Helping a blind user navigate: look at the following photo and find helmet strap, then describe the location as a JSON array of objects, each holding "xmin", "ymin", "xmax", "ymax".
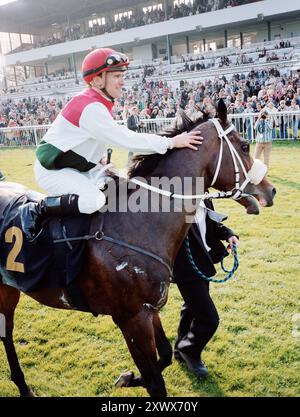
[
  {"xmin": 100, "ymin": 72, "xmax": 115, "ymax": 102},
  {"xmin": 91, "ymin": 72, "xmax": 115, "ymax": 103},
  {"xmin": 100, "ymin": 87, "xmax": 115, "ymax": 103}
]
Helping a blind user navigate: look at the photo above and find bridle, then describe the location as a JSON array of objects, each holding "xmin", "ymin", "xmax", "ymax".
[
  {"xmin": 209, "ymin": 118, "xmax": 267, "ymax": 200},
  {"xmin": 53, "ymin": 119, "xmax": 267, "ymax": 279},
  {"xmin": 130, "ymin": 118, "xmax": 267, "ymax": 201}
]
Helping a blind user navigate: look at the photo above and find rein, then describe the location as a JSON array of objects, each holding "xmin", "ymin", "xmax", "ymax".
[{"xmin": 185, "ymin": 237, "xmax": 239, "ymax": 283}]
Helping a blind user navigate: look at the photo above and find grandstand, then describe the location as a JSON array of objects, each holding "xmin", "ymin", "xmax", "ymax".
[
  {"xmin": 0, "ymin": 0, "xmax": 299, "ymax": 140},
  {"xmin": 0, "ymin": 0, "xmax": 299, "ymax": 92}
]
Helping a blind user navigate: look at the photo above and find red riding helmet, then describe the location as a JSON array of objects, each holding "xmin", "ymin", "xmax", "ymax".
[{"xmin": 82, "ymin": 48, "xmax": 129, "ymax": 84}]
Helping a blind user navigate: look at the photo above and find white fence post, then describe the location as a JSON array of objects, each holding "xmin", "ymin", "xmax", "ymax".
[{"xmin": 33, "ymin": 128, "xmax": 38, "ymax": 146}]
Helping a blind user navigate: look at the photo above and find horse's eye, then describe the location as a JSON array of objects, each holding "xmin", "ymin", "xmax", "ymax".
[{"xmin": 242, "ymin": 143, "xmax": 250, "ymax": 153}]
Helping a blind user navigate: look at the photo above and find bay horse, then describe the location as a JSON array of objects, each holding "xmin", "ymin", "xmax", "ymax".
[{"xmin": 0, "ymin": 101, "xmax": 275, "ymax": 397}]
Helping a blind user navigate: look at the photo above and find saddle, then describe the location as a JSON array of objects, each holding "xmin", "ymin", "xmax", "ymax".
[{"xmin": 0, "ymin": 192, "xmax": 92, "ymax": 312}]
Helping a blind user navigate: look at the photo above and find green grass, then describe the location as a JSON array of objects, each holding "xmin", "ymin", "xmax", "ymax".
[{"xmin": 0, "ymin": 142, "xmax": 299, "ymax": 397}]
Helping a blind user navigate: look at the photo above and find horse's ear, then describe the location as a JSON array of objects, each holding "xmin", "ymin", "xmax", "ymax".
[
  {"xmin": 179, "ymin": 109, "xmax": 194, "ymax": 132},
  {"xmin": 216, "ymin": 98, "xmax": 228, "ymax": 126}
]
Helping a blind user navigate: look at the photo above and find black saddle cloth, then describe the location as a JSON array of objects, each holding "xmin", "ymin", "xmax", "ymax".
[{"xmin": 0, "ymin": 194, "xmax": 91, "ymax": 309}]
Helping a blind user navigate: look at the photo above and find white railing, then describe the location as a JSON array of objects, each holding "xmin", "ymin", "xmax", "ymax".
[
  {"xmin": 229, "ymin": 111, "xmax": 300, "ymax": 142},
  {"xmin": 0, "ymin": 125, "xmax": 49, "ymax": 147},
  {"xmin": 0, "ymin": 112, "xmax": 299, "ymax": 148},
  {"xmin": 131, "ymin": 117, "xmax": 175, "ymax": 134}
]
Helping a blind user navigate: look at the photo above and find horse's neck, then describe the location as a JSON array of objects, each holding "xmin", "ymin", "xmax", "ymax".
[
  {"xmin": 149, "ymin": 145, "xmax": 208, "ymax": 179},
  {"xmin": 141, "ymin": 147, "xmax": 210, "ymax": 262},
  {"xmin": 149, "ymin": 146, "xmax": 211, "ymax": 191},
  {"xmin": 104, "ymin": 146, "xmax": 212, "ymax": 265}
]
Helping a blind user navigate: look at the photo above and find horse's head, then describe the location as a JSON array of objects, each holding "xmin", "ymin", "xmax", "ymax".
[
  {"xmin": 205, "ymin": 99, "xmax": 276, "ymax": 214},
  {"xmin": 128, "ymin": 100, "xmax": 275, "ymax": 214}
]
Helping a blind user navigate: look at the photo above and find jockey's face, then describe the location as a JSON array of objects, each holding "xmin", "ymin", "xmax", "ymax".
[
  {"xmin": 91, "ymin": 71, "xmax": 126, "ymax": 99},
  {"xmin": 104, "ymin": 71, "xmax": 126, "ymax": 99}
]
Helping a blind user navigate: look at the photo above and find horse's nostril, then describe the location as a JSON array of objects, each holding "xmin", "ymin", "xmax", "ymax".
[{"xmin": 272, "ymin": 188, "xmax": 276, "ymax": 199}]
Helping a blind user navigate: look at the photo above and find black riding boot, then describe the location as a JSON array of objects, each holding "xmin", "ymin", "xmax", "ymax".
[{"xmin": 19, "ymin": 194, "xmax": 80, "ymax": 241}]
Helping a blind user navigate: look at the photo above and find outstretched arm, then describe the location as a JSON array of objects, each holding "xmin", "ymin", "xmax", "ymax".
[{"xmin": 80, "ymin": 102, "xmax": 203, "ymax": 154}]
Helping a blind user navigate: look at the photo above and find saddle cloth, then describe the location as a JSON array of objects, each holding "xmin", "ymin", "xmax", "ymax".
[{"xmin": 0, "ymin": 193, "xmax": 92, "ymax": 311}]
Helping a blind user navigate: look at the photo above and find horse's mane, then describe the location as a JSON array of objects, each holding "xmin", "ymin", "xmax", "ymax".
[{"xmin": 128, "ymin": 110, "xmax": 210, "ymax": 178}]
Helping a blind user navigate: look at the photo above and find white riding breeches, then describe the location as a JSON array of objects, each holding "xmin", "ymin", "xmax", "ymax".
[{"xmin": 34, "ymin": 160, "xmax": 106, "ymax": 214}]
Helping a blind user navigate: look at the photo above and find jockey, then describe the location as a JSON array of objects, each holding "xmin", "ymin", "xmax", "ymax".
[{"xmin": 19, "ymin": 47, "xmax": 203, "ymax": 240}]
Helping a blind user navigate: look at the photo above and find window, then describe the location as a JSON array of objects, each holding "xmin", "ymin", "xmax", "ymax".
[
  {"xmin": 88, "ymin": 17, "xmax": 106, "ymax": 28},
  {"xmin": 143, "ymin": 3, "xmax": 163, "ymax": 13},
  {"xmin": 21, "ymin": 34, "xmax": 32, "ymax": 44},
  {"xmin": 0, "ymin": 32, "xmax": 31, "ymax": 54},
  {"xmin": 114, "ymin": 11, "xmax": 133, "ymax": 22},
  {"xmin": 243, "ymin": 35, "xmax": 253, "ymax": 47},
  {"xmin": 208, "ymin": 41, "xmax": 216, "ymax": 50},
  {"xmin": 193, "ymin": 43, "xmax": 200, "ymax": 54},
  {"xmin": 228, "ymin": 38, "xmax": 240, "ymax": 48},
  {"xmin": 174, "ymin": 0, "xmax": 194, "ymax": 7}
]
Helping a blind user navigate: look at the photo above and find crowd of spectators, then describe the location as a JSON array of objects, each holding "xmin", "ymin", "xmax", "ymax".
[
  {"xmin": 7, "ymin": 0, "xmax": 259, "ymax": 54},
  {"xmin": 6, "ymin": 44, "xmax": 294, "ymax": 99},
  {"xmin": 114, "ymin": 68, "xmax": 300, "ymax": 140},
  {"xmin": 183, "ymin": 49, "xmax": 291, "ymax": 69},
  {"xmin": 275, "ymin": 40, "xmax": 292, "ymax": 49},
  {"xmin": 3, "ymin": 37, "xmax": 297, "ymax": 97},
  {"xmin": 122, "ymin": 41, "xmax": 296, "ymax": 81},
  {"xmin": 176, "ymin": 50, "xmax": 292, "ymax": 73},
  {"xmin": 0, "ymin": 96, "xmax": 65, "ymax": 127},
  {"xmin": 1, "ymin": 67, "xmax": 299, "ymax": 143},
  {"xmin": 170, "ymin": 41, "xmax": 295, "ymax": 75}
]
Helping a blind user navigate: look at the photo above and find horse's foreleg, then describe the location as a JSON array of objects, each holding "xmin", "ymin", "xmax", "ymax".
[
  {"xmin": 115, "ymin": 311, "xmax": 172, "ymax": 390},
  {"xmin": 153, "ymin": 311, "xmax": 173, "ymax": 372},
  {"xmin": 115, "ymin": 308, "xmax": 167, "ymax": 397},
  {"xmin": 0, "ymin": 282, "xmax": 35, "ymax": 397}
]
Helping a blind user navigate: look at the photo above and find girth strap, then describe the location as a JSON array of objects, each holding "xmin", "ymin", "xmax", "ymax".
[{"xmin": 54, "ymin": 230, "xmax": 173, "ymax": 277}]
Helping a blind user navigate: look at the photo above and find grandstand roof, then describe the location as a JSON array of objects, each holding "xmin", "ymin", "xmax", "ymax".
[{"xmin": 0, "ymin": 0, "xmax": 142, "ymax": 33}]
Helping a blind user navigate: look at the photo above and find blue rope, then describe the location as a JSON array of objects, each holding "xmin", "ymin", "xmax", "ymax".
[{"xmin": 184, "ymin": 236, "xmax": 239, "ymax": 283}]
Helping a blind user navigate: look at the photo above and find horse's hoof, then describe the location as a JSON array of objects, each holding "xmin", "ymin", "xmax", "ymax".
[
  {"xmin": 115, "ymin": 371, "xmax": 134, "ymax": 388},
  {"xmin": 21, "ymin": 389, "xmax": 37, "ymax": 397}
]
